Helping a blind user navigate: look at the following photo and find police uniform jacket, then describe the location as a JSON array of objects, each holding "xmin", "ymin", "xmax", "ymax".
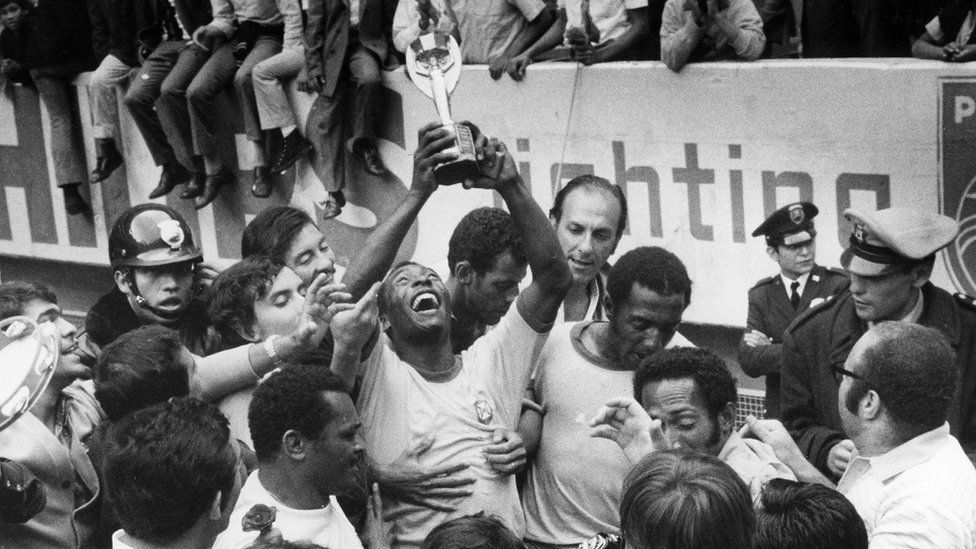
[
  {"xmin": 737, "ymin": 265, "xmax": 848, "ymax": 418},
  {"xmin": 780, "ymin": 282, "xmax": 976, "ymax": 476}
]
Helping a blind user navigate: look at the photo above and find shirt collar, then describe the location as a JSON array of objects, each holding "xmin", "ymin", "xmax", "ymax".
[
  {"xmin": 780, "ymin": 271, "xmax": 811, "ymax": 298},
  {"xmin": 845, "ymin": 423, "xmax": 953, "ymax": 483}
]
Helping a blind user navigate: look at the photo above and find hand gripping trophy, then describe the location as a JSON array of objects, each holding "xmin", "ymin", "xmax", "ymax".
[{"xmin": 405, "ymin": 32, "xmax": 482, "ymax": 185}]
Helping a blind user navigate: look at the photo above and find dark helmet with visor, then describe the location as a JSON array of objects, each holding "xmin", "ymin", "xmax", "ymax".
[{"xmin": 109, "ymin": 204, "xmax": 202, "ymax": 269}]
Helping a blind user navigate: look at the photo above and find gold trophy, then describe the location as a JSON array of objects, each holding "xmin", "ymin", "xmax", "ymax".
[{"xmin": 405, "ymin": 32, "xmax": 480, "ymax": 185}]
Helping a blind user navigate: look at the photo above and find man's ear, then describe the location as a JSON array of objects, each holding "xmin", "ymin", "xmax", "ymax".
[
  {"xmin": 766, "ymin": 246, "xmax": 779, "ymax": 262},
  {"xmin": 454, "ymin": 261, "xmax": 475, "ymax": 285},
  {"xmin": 909, "ymin": 262, "xmax": 933, "ymax": 289},
  {"xmin": 719, "ymin": 402, "xmax": 736, "ymax": 435},
  {"xmin": 282, "ymin": 430, "xmax": 307, "ymax": 461},
  {"xmin": 114, "ymin": 270, "xmax": 133, "ymax": 296},
  {"xmin": 861, "ymin": 389, "xmax": 882, "ymax": 420},
  {"xmin": 234, "ymin": 321, "xmax": 261, "ymax": 343}
]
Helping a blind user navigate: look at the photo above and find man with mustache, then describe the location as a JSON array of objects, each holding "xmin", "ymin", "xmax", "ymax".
[{"xmin": 85, "ymin": 204, "xmax": 219, "ymax": 356}]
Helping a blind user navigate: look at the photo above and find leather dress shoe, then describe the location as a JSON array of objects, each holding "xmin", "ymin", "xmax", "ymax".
[
  {"xmin": 357, "ymin": 141, "xmax": 388, "ymax": 176},
  {"xmin": 62, "ymin": 184, "xmax": 89, "ymax": 216},
  {"xmin": 251, "ymin": 166, "xmax": 272, "ymax": 198},
  {"xmin": 89, "ymin": 138, "xmax": 124, "ymax": 183},
  {"xmin": 180, "ymin": 172, "xmax": 206, "ymax": 199},
  {"xmin": 270, "ymin": 131, "xmax": 312, "ymax": 173},
  {"xmin": 194, "ymin": 167, "xmax": 235, "ymax": 210},
  {"xmin": 149, "ymin": 163, "xmax": 192, "ymax": 199}
]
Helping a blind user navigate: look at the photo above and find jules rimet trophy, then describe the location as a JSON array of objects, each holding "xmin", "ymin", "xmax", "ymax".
[{"xmin": 405, "ymin": 32, "xmax": 481, "ymax": 185}]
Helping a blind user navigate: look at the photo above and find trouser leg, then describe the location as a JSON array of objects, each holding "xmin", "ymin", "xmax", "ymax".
[{"xmin": 156, "ymin": 44, "xmax": 212, "ymax": 171}]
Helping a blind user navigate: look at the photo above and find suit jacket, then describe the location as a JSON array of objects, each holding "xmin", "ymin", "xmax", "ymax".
[
  {"xmin": 0, "ymin": 382, "xmax": 103, "ymax": 549},
  {"xmin": 737, "ymin": 265, "xmax": 848, "ymax": 418},
  {"xmin": 88, "ymin": 0, "xmax": 154, "ymax": 65},
  {"xmin": 304, "ymin": 0, "xmax": 397, "ymax": 98},
  {"xmin": 135, "ymin": 0, "xmax": 213, "ymax": 53},
  {"xmin": 780, "ymin": 283, "xmax": 976, "ymax": 477}
]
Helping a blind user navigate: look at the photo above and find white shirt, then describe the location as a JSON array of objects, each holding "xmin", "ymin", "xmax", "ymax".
[
  {"xmin": 559, "ymin": 0, "xmax": 648, "ymax": 45},
  {"xmin": 779, "ymin": 271, "xmax": 810, "ymax": 301},
  {"xmin": 111, "ymin": 531, "xmax": 136, "ymax": 549},
  {"xmin": 838, "ymin": 424, "xmax": 976, "ymax": 549},
  {"xmin": 358, "ymin": 304, "xmax": 549, "ymax": 548},
  {"xmin": 212, "ymin": 471, "xmax": 362, "ymax": 549}
]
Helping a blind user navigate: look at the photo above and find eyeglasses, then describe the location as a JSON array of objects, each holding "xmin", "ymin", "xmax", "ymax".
[{"xmin": 831, "ymin": 363, "xmax": 863, "ymax": 383}]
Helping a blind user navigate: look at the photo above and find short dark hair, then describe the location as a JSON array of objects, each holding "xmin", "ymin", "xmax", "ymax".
[
  {"xmin": 844, "ymin": 322, "xmax": 957, "ymax": 438},
  {"xmin": 241, "ymin": 207, "xmax": 315, "ymax": 262},
  {"xmin": 421, "ymin": 514, "xmax": 525, "ymax": 549},
  {"xmin": 607, "ymin": 247, "xmax": 692, "ymax": 310},
  {"xmin": 94, "ymin": 325, "xmax": 188, "ymax": 421},
  {"xmin": 207, "ymin": 255, "xmax": 286, "ymax": 349},
  {"xmin": 0, "ymin": 0, "xmax": 31, "ymax": 12},
  {"xmin": 447, "ymin": 208, "xmax": 526, "ymax": 275},
  {"xmin": 248, "ymin": 364, "xmax": 348, "ymax": 462},
  {"xmin": 0, "ymin": 281, "xmax": 58, "ymax": 320},
  {"xmin": 754, "ymin": 479, "xmax": 868, "ymax": 549},
  {"xmin": 633, "ymin": 347, "xmax": 737, "ymax": 419},
  {"xmin": 549, "ymin": 175, "xmax": 628, "ymax": 238},
  {"xmin": 104, "ymin": 398, "xmax": 236, "ymax": 545},
  {"xmin": 620, "ymin": 449, "xmax": 754, "ymax": 549}
]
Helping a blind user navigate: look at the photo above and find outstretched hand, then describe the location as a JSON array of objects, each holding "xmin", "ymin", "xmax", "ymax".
[
  {"xmin": 412, "ymin": 122, "xmax": 460, "ymax": 194},
  {"xmin": 588, "ymin": 397, "xmax": 668, "ymax": 463},
  {"xmin": 331, "ymin": 281, "xmax": 381, "ymax": 351},
  {"xmin": 363, "ymin": 483, "xmax": 394, "ymax": 549},
  {"xmin": 460, "ymin": 139, "xmax": 519, "ymax": 191}
]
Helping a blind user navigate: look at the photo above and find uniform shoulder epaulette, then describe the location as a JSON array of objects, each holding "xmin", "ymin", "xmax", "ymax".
[
  {"xmin": 750, "ymin": 275, "xmax": 778, "ymax": 290},
  {"xmin": 955, "ymin": 292, "xmax": 976, "ymax": 312}
]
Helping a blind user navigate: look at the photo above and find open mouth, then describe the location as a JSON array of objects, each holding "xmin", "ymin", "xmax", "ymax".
[{"xmin": 411, "ymin": 292, "xmax": 441, "ymax": 312}]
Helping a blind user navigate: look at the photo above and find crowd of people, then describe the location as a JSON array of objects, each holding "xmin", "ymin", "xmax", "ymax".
[
  {"xmin": 2, "ymin": 0, "xmax": 976, "ymax": 547},
  {"xmin": 0, "ymin": 0, "xmax": 973, "ymax": 214},
  {"xmin": 0, "ymin": 116, "xmax": 974, "ymax": 549}
]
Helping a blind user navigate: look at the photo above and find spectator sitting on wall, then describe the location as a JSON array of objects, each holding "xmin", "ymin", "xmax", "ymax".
[
  {"xmin": 660, "ymin": 0, "xmax": 764, "ymax": 71},
  {"xmin": 0, "ymin": 0, "xmax": 96, "ymax": 215},
  {"xmin": 504, "ymin": 0, "xmax": 650, "ymax": 78},
  {"xmin": 912, "ymin": 0, "xmax": 976, "ymax": 61},
  {"xmin": 392, "ymin": 0, "xmax": 554, "ymax": 80}
]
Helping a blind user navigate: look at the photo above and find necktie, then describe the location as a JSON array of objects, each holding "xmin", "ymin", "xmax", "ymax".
[{"xmin": 790, "ymin": 281, "xmax": 801, "ymax": 309}]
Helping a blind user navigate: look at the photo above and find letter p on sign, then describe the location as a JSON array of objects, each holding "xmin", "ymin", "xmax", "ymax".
[{"xmin": 955, "ymin": 95, "xmax": 976, "ymax": 123}]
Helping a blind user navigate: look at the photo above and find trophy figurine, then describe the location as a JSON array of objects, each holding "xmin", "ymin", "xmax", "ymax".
[{"xmin": 406, "ymin": 32, "xmax": 480, "ymax": 185}]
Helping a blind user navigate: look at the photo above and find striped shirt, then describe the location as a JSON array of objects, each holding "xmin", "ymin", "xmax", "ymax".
[{"xmin": 837, "ymin": 424, "xmax": 976, "ymax": 549}]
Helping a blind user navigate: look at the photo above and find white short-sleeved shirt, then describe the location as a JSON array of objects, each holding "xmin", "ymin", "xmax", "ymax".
[
  {"xmin": 559, "ymin": 0, "xmax": 648, "ymax": 45},
  {"xmin": 358, "ymin": 304, "xmax": 549, "ymax": 548},
  {"xmin": 212, "ymin": 471, "xmax": 362, "ymax": 549}
]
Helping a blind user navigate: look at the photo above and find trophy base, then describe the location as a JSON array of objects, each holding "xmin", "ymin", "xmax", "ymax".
[{"xmin": 434, "ymin": 123, "xmax": 480, "ymax": 186}]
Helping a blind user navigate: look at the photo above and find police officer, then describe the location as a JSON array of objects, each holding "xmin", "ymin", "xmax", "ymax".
[
  {"xmin": 780, "ymin": 207, "xmax": 976, "ymax": 479},
  {"xmin": 85, "ymin": 204, "xmax": 217, "ymax": 356},
  {"xmin": 738, "ymin": 202, "xmax": 848, "ymax": 418}
]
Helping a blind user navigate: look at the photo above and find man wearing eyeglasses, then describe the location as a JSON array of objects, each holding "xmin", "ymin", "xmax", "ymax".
[
  {"xmin": 738, "ymin": 202, "xmax": 848, "ymax": 419},
  {"xmin": 780, "ymin": 207, "xmax": 976, "ymax": 480}
]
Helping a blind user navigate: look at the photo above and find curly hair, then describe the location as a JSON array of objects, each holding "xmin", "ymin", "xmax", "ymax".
[
  {"xmin": 248, "ymin": 364, "xmax": 348, "ymax": 462},
  {"xmin": 104, "ymin": 398, "xmax": 236, "ymax": 545},
  {"xmin": 844, "ymin": 322, "xmax": 957, "ymax": 438},
  {"xmin": 0, "ymin": 281, "xmax": 58, "ymax": 320},
  {"xmin": 421, "ymin": 514, "xmax": 525, "ymax": 549},
  {"xmin": 755, "ymin": 479, "xmax": 868, "ymax": 549},
  {"xmin": 241, "ymin": 207, "xmax": 316, "ymax": 262},
  {"xmin": 621, "ymin": 449, "xmax": 754, "ymax": 549},
  {"xmin": 447, "ymin": 208, "xmax": 526, "ymax": 275},
  {"xmin": 633, "ymin": 347, "xmax": 737, "ymax": 419},
  {"xmin": 94, "ymin": 325, "xmax": 188, "ymax": 421},
  {"xmin": 549, "ymin": 175, "xmax": 628, "ymax": 238},
  {"xmin": 607, "ymin": 246, "xmax": 692, "ymax": 309},
  {"xmin": 0, "ymin": 0, "xmax": 31, "ymax": 14},
  {"xmin": 206, "ymin": 256, "xmax": 285, "ymax": 350}
]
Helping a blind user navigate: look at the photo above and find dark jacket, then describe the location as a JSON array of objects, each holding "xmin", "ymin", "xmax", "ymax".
[
  {"xmin": 88, "ymin": 0, "xmax": 153, "ymax": 65},
  {"xmin": 304, "ymin": 0, "xmax": 397, "ymax": 98},
  {"xmin": 0, "ymin": 21, "xmax": 32, "ymax": 85},
  {"xmin": 135, "ymin": 0, "xmax": 213, "ymax": 55},
  {"xmin": 85, "ymin": 287, "xmax": 218, "ymax": 357},
  {"xmin": 737, "ymin": 265, "xmax": 849, "ymax": 418},
  {"xmin": 781, "ymin": 282, "xmax": 976, "ymax": 476}
]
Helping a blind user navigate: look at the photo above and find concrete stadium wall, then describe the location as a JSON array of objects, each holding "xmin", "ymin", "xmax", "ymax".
[{"xmin": 1, "ymin": 59, "xmax": 975, "ymax": 336}]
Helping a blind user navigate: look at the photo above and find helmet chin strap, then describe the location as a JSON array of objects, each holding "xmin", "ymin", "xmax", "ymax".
[{"xmin": 126, "ymin": 269, "xmax": 184, "ymax": 322}]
